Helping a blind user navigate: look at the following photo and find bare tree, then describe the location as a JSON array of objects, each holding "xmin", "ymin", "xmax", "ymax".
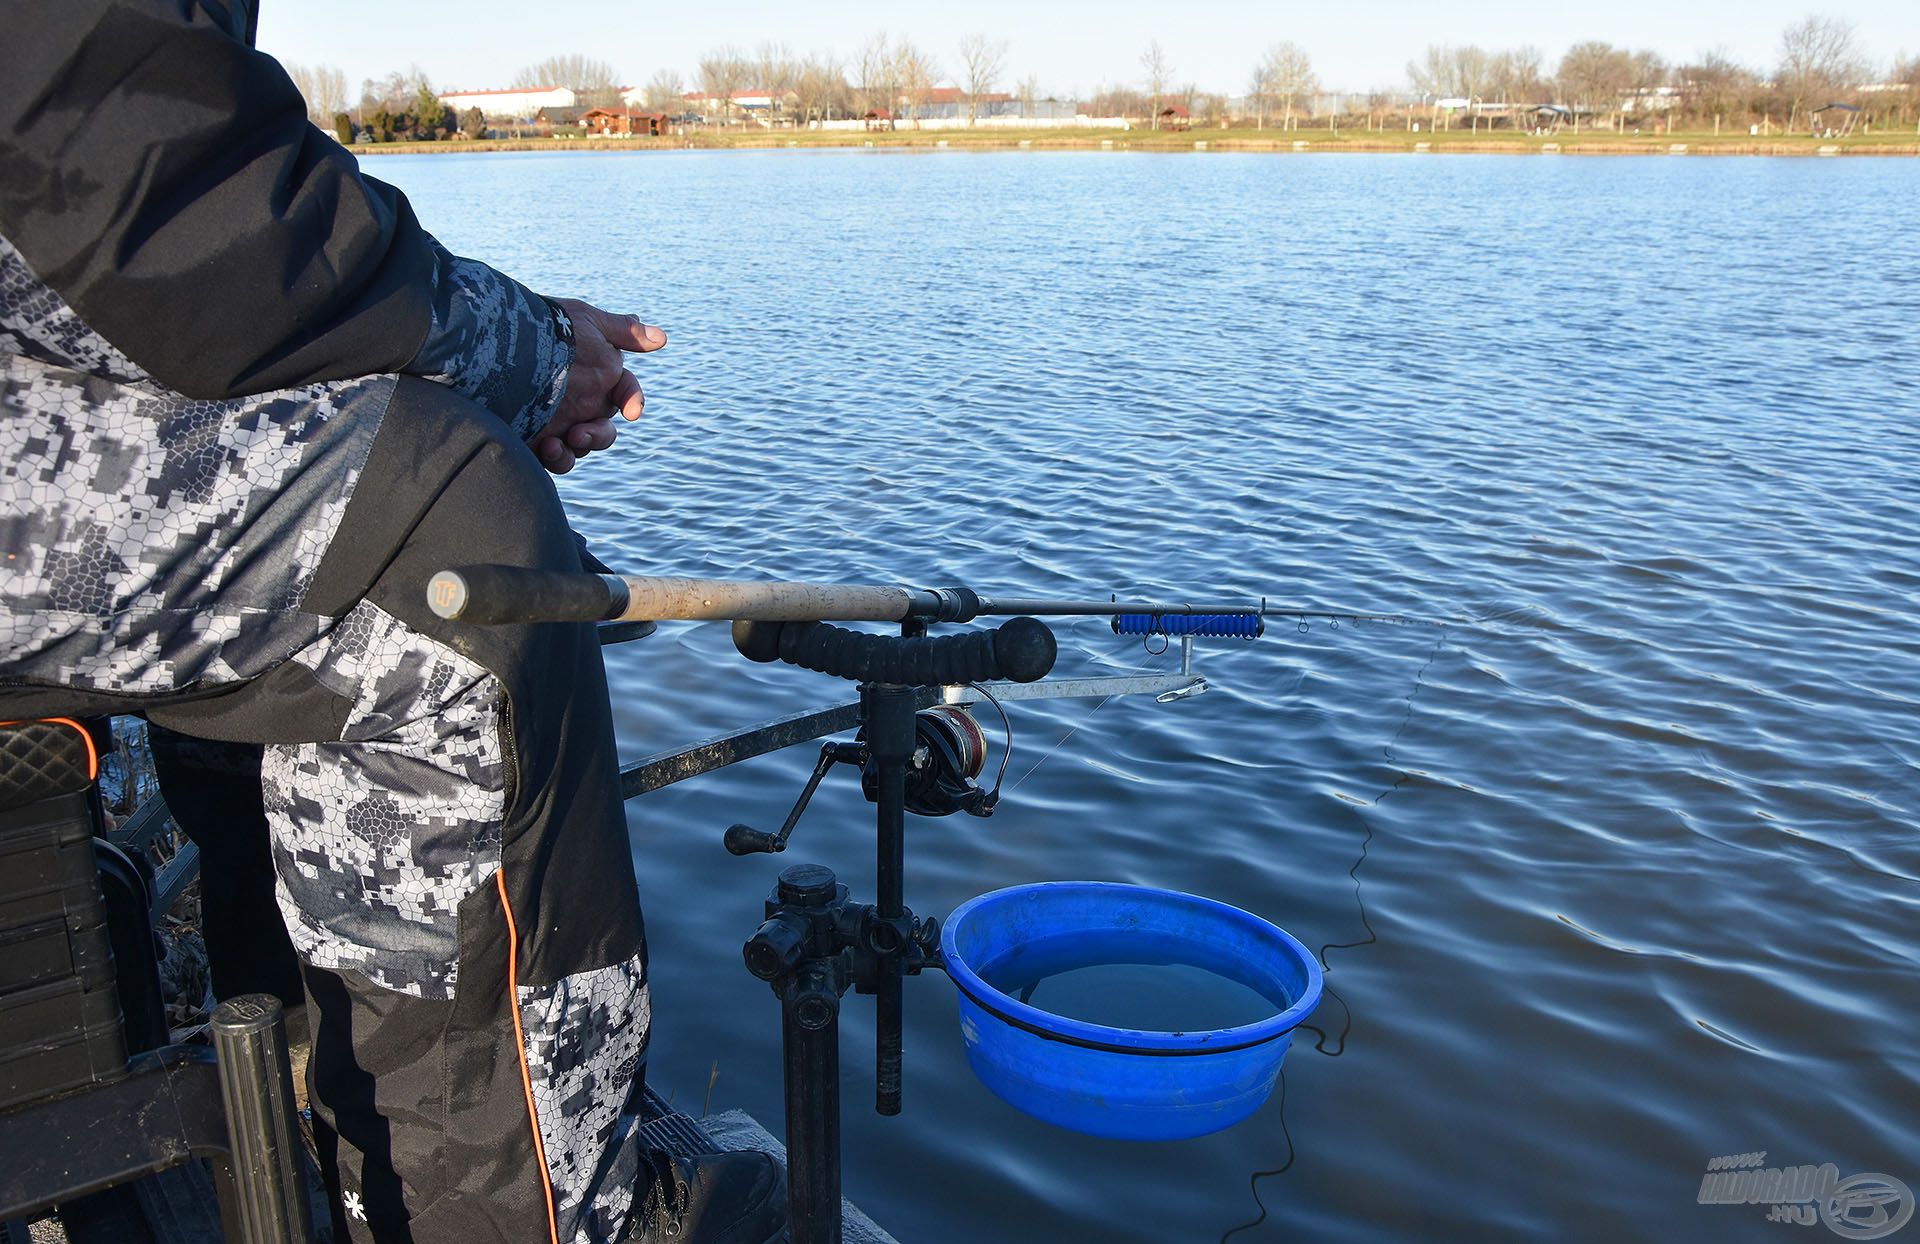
[
  {"xmin": 1141, "ymin": 40, "xmax": 1171, "ymax": 128},
  {"xmin": 1493, "ymin": 46, "xmax": 1549, "ymax": 107},
  {"xmin": 793, "ymin": 56, "xmax": 849, "ymax": 125},
  {"xmin": 1408, "ymin": 45, "xmax": 1491, "ymax": 128},
  {"xmin": 698, "ymin": 46, "xmax": 749, "ymax": 126},
  {"xmin": 359, "ymin": 66, "xmax": 433, "ymax": 116},
  {"xmin": 1777, "ymin": 16, "xmax": 1864, "ymax": 131},
  {"xmin": 514, "ymin": 55, "xmax": 620, "ymax": 95},
  {"xmin": 1261, "ymin": 42, "xmax": 1316, "ymax": 129},
  {"xmin": 1089, "ymin": 84, "xmax": 1147, "ymax": 121},
  {"xmin": 1408, "ymin": 48, "xmax": 1439, "ymax": 124},
  {"xmin": 1406, "ymin": 46, "xmax": 1446, "ymax": 97},
  {"xmin": 1680, "ymin": 49, "xmax": 1754, "ymax": 133},
  {"xmin": 1556, "ymin": 41, "xmax": 1635, "ymax": 129},
  {"xmin": 1246, "ymin": 60, "xmax": 1273, "ymax": 129},
  {"xmin": 957, "ymin": 34, "xmax": 1009, "ymax": 125},
  {"xmin": 1454, "ymin": 45, "xmax": 1492, "ymax": 108},
  {"xmin": 1895, "ymin": 53, "xmax": 1920, "ymax": 128},
  {"xmin": 1019, "ymin": 74, "xmax": 1042, "ymax": 120},
  {"xmin": 755, "ymin": 42, "xmax": 799, "ymax": 102},
  {"xmin": 855, "ymin": 31, "xmax": 898, "ymax": 123},
  {"xmin": 896, "ymin": 40, "xmax": 937, "ymax": 126},
  {"xmin": 1623, "ymin": 49, "xmax": 1670, "ymax": 127},
  {"xmin": 286, "ymin": 62, "xmax": 347, "ymax": 126},
  {"xmin": 642, "ymin": 69, "xmax": 684, "ymax": 115}
]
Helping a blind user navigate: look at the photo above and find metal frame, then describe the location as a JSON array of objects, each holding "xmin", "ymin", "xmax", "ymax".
[
  {"xmin": 0, "ymin": 1045, "xmax": 241, "ymax": 1227},
  {"xmin": 618, "ymin": 637, "xmax": 1210, "ymax": 797}
]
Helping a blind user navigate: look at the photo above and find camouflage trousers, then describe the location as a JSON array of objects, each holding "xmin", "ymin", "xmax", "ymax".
[{"xmin": 1, "ymin": 377, "xmax": 652, "ymax": 1244}]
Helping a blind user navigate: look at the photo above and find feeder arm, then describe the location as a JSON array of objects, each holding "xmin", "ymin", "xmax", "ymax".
[{"xmin": 620, "ymin": 665, "xmax": 1206, "ymax": 799}]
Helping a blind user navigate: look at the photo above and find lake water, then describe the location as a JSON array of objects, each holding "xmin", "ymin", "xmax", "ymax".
[{"xmin": 373, "ymin": 149, "xmax": 1920, "ymax": 1243}]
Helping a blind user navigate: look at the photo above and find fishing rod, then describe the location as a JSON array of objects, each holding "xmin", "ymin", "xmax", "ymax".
[{"xmin": 427, "ymin": 564, "xmax": 1420, "ymax": 632}]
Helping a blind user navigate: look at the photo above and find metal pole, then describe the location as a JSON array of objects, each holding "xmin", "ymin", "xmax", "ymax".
[
  {"xmin": 210, "ymin": 995, "xmax": 314, "ymax": 1244},
  {"xmin": 783, "ymin": 966, "xmax": 842, "ymax": 1244},
  {"xmin": 865, "ymin": 684, "xmax": 914, "ymax": 1117}
]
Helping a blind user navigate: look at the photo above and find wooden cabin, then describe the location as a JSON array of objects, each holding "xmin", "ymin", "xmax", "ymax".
[{"xmin": 581, "ymin": 108, "xmax": 674, "ymax": 137}]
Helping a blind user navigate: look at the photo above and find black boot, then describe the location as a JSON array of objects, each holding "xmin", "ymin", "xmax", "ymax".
[{"xmin": 626, "ymin": 1148, "xmax": 788, "ymax": 1244}]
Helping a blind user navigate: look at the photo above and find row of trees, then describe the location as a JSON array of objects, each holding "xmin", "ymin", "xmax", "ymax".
[
  {"xmin": 1403, "ymin": 19, "xmax": 1903, "ymax": 132},
  {"xmin": 286, "ymin": 15, "xmax": 1919, "ymax": 140},
  {"xmin": 685, "ymin": 35, "xmax": 1038, "ymax": 127}
]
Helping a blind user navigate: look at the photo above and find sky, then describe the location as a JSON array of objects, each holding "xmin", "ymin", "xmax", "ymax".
[{"xmin": 257, "ymin": 1, "xmax": 1919, "ymax": 98}]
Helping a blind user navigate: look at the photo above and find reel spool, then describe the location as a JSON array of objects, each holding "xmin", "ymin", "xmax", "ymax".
[{"xmin": 863, "ymin": 705, "xmax": 994, "ymax": 817}]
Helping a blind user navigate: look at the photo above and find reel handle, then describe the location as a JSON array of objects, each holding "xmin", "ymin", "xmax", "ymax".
[{"xmin": 724, "ymin": 824, "xmax": 784, "ymax": 855}]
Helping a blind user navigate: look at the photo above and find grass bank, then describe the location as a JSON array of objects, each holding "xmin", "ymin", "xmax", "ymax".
[{"xmin": 351, "ymin": 125, "xmax": 1920, "ymax": 159}]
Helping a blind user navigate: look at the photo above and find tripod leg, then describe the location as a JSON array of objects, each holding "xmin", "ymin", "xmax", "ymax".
[{"xmin": 781, "ymin": 965, "xmax": 842, "ymax": 1244}]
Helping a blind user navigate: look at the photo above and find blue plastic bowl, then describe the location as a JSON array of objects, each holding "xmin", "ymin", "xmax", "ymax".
[{"xmin": 941, "ymin": 882, "xmax": 1323, "ymax": 1141}]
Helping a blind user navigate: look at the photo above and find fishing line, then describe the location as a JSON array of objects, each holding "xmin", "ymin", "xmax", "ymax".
[
  {"xmin": 1295, "ymin": 621, "xmax": 1446, "ymax": 1056},
  {"xmin": 1219, "ymin": 620, "xmax": 1451, "ymax": 1244},
  {"xmin": 1218, "ymin": 1069, "xmax": 1293, "ymax": 1244},
  {"xmin": 1003, "ymin": 633, "xmax": 1175, "ymax": 795},
  {"xmin": 1004, "ymin": 694, "xmax": 1119, "ymax": 794}
]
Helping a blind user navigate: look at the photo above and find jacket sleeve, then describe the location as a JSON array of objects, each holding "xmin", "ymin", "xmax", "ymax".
[{"xmin": 0, "ymin": 0, "xmax": 572, "ymax": 432}]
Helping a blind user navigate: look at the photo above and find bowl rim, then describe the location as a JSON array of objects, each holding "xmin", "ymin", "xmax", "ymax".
[{"xmin": 941, "ymin": 880, "xmax": 1324, "ymax": 1055}]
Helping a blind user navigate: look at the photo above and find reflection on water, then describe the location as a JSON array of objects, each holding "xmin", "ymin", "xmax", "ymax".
[{"xmin": 377, "ymin": 149, "xmax": 1920, "ymax": 1243}]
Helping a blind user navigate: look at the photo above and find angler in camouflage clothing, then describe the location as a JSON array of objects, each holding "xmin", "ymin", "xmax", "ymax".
[{"xmin": 0, "ymin": 4, "xmax": 783, "ymax": 1243}]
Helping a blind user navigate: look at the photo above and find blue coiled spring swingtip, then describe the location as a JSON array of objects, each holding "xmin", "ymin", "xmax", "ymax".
[{"xmin": 1112, "ymin": 613, "xmax": 1263, "ymax": 639}]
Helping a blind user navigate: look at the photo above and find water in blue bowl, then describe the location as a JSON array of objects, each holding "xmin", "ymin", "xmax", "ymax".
[{"xmin": 980, "ymin": 932, "xmax": 1284, "ymax": 1033}]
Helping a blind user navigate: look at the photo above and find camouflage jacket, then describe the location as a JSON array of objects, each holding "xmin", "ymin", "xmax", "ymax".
[{"xmin": 1, "ymin": 0, "xmax": 575, "ymax": 698}]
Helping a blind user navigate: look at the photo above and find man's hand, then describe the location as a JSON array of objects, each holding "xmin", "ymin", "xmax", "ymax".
[{"xmin": 532, "ymin": 298, "xmax": 667, "ymax": 474}]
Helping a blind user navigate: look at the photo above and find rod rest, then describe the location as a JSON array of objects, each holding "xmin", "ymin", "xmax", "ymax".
[{"xmin": 732, "ymin": 618, "xmax": 1056, "ymax": 685}]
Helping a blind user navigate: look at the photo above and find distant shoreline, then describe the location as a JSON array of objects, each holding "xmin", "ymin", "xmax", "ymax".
[{"xmin": 349, "ymin": 126, "xmax": 1920, "ymax": 158}]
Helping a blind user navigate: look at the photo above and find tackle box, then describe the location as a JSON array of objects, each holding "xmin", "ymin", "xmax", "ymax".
[{"xmin": 0, "ymin": 719, "xmax": 128, "ymax": 1111}]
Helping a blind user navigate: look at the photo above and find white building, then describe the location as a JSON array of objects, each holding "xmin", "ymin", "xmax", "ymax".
[{"xmin": 438, "ymin": 86, "xmax": 577, "ymax": 119}]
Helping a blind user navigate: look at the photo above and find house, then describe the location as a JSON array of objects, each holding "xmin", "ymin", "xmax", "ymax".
[
  {"xmin": 438, "ymin": 85, "xmax": 577, "ymax": 120},
  {"xmin": 580, "ymin": 108, "xmax": 673, "ymax": 137},
  {"xmin": 682, "ymin": 88, "xmax": 798, "ymax": 125},
  {"xmin": 904, "ymin": 86, "xmax": 1018, "ymax": 121},
  {"xmin": 1156, "ymin": 103, "xmax": 1191, "ymax": 130}
]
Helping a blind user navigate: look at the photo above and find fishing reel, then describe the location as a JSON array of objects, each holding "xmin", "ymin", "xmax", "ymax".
[
  {"xmin": 862, "ymin": 704, "xmax": 1000, "ymax": 818},
  {"xmin": 725, "ymin": 703, "xmax": 1005, "ymax": 856}
]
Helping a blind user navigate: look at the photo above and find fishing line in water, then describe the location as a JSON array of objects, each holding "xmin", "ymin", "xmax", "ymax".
[
  {"xmin": 1296, "ymin": 621, "xmax": 1447, "ymax": 1056},
  {"xmin": 1220, "ymin": 619, "xmax": 1452, "ymax": 1244},
  {"xmin": 1219, "ymin": 1069, "xmax": 1294, "ymax": 1244},
  {"xmin": 1003, "ymin": 622, "xmax": 1178, "ymax": 795}
]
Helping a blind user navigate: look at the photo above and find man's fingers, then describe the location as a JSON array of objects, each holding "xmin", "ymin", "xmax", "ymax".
[
  {"xmin": 609, "ymin": 371, "xmax": 645, "ymax": 421},
  {"xmin": 565, "ymin": 418, "xmax": 618, "ymax": 454},
  {"xmin": 588, "ymin": 305, "xmax": 666, "ymax": 354},
  {"xmin": 536, "ymin": 435, "xmax": 576, "ymax": 475}
]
